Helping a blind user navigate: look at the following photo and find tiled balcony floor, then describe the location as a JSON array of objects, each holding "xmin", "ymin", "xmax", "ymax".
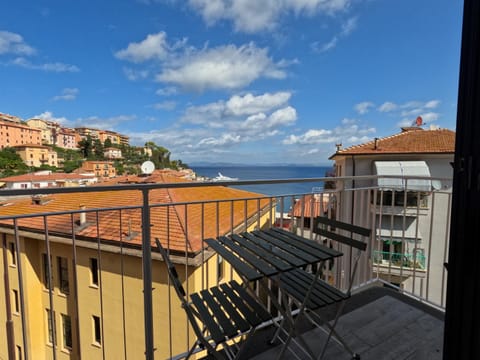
[{"xmin": 243, "ymin": 286, "xmax": 444, "ymax": 360}]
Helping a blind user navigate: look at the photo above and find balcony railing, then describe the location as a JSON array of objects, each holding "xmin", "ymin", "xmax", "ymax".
[
  {"xmin": 373, "ymin": 250, "xmax": 426, "ymax": 269},
  {"xmin": 0, "ymin": 174, "xmax": 451, "ymax": 359}
]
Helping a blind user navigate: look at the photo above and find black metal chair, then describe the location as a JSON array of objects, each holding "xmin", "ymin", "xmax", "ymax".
[
  {"xmin": 272, "ymin": 217, "xmax": 370, "ymax": 360},
  {"xmin": 155, "ymin": 238, "xmax": 272, "ymax": 359}
]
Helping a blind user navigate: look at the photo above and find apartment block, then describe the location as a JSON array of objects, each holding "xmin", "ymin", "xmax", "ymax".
[
  {"xmin": 13, "ymin": 144, "xmax": 58, "ymax": 168},
  {"xmin": 80, "ymin": 160, "xmax": 116, "ymax": 178},
  {"xmin": 55, "ymin": 128, "xmax": 77, "ymax": 150},
  {"xmin": 25, "ymin": 118, "xmax": 61, "ymax": 145},
  {"xmin": 0, "ymin": 121, "xmax": 42, "ymax": 149}
]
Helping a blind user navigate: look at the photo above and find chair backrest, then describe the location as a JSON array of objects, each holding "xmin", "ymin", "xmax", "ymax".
[
  {"xmin": 313, "ymin": 216, "xmax": 370, "ymax": 252},
  {"xmin": 155, "ymin": 238, "xmax": 187, "ymax": 301}
]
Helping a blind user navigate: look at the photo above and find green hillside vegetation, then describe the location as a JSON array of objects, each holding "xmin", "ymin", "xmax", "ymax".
[
  {"xmin": 0, "ymin": 138, "xmax": 187, "ymax": 178},
  {"xmin": 0, "ymin": 147, "xmax": 29, "ymax": 177}
]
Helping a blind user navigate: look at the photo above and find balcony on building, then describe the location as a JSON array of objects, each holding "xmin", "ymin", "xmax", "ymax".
[{"xmin": 0, "ymin": 173, "xmax": 449, "ymax": 359}]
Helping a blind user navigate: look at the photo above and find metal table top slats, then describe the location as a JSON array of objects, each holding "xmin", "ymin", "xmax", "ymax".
[
  {"xmin": 269, "ymin": 227, "xmax": 343, "ymax": 258},
  {"xmin": 231, "ymin": 281, "xmax": 272, "ymax": 323},
  {"xmin": 219, "ymin": 283, "xmax": 262, "ymax": 326},
  {"xmin": 199, "ymin": 289, "xmax": 238, "ymax": 339},
  {"xmin": 218, "ymin": 236, "xmax": 277, "ymax": 277},
  {"xmin": 251, "ymin": 230, "xmax": 319, "ymax": 264},
  {"xmin": 282, "ymin": 270, "xmax": 337, "ymax": 307},
  {"xmin": 190, "ymin": 292, "xmax": 225, "ymax": 344},
  {"xmin": 286, "ymin": 269, "xmax": 347, "ymax": 302},
  {"xmin": 279, "ymin": 276, "xmax": 320, "ymax": 309},
  {"xmin": 241, "ymin": 232, "xmax": 305, "ymax": 268},
  {"xmin": 205, "ymin": 238, "xmax": 262, "ymax": 281},
  {"xmin": 264, "ymin": 228, "xmax": 339, "ymax": 261},
  {"xmin": 210, "ymin": 286, "xmax": 251, "ymax": 333},
  {"xmin": 231, "ymin": 234, "xmax": 292, "ymax": 272}
]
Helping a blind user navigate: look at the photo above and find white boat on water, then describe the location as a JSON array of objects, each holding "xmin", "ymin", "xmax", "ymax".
[{"xmin": 211, "ymin": 172, "xmax": 239, "ymax": 182}]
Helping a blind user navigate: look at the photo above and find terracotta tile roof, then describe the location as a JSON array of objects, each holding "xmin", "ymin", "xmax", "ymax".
[
  {"xmin": 0, "ymin": 173, "xmax": 93, "ymax": 182},
  {"xmin": 0, "ymin": 173, "xmax": 271, "ymax": 254},
  {"xmin": 330, "ymin": 128, "xmax": 455, "ymax": 159},
  {"xmin": 292, "ymin": 194, "xmax": 330, "ymax": 218}
]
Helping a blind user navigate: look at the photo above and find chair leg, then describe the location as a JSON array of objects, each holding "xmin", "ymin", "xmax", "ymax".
[{"xmin": 318, "ymin": 301, "xmax": 355, "ymax": 360}]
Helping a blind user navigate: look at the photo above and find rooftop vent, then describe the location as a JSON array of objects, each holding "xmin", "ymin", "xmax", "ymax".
[{"xmin": 31, "ymin": 195, "xmax": 52, "ymax": 205}]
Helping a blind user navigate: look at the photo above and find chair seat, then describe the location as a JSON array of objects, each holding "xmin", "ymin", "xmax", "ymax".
[
  {"xmin": 279, "ymin": 268, "xmax": 348, "ymax": 310},
  {"xmin": 190, "ymin": 280, "xmax": 272, "ymax": 345}
]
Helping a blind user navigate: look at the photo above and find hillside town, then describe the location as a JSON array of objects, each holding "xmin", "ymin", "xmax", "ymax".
[{"xmin": 0, "ymin": 112, "xmax": 191, "ymax": 187}]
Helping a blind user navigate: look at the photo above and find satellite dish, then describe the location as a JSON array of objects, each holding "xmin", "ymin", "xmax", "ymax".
[{"xmin": 141, "ymin": 161, "xmax": 155, "ymax": 175}]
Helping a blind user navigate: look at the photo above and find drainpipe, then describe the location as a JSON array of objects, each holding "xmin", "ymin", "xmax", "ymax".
[{"xmin": 2, "ymin": 234, "xmax": 16, "ymax": 359}]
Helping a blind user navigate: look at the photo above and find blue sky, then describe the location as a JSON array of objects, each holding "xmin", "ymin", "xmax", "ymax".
[{"xmin": 0, "ymin": 0, "xmax": 462, "ymax": 165}]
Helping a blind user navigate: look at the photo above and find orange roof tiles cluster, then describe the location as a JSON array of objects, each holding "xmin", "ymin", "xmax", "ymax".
[
  {"xmin": 292, "ymin": 194, "xmax": 330, "ymax": 218},
  {"xmin": 0, "ymin": 172, "xmax": 271, "ymax": 254},
  {"xmin": 330, "ymin": 128, "xmax": 455, "ymax": 159},
  {"xmin": 0, "ymin": 173, "xmax": 93, "ymax": 182}
]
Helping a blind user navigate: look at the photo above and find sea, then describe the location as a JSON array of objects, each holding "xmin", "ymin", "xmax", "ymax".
[{"xmin": 191, "ymin": 165, "xmax": 332, "ymax": 211}]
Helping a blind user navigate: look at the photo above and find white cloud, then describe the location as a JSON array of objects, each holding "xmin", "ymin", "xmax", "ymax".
[
  {"xmin": 354, "ymin": 101, "xmax": 374, "ymax": 115},
  {"xmin": 152, "ymin": 101, "xmax": 177, "ymax": 111},
  {"xmin": 420, "ymin": 112, "xmax": 440, "ymax": 122},
  {"xmin": 181, "ymin": 91, "xmax": 295, "ymax": 130},
  {"xmin": 283, "ymin": 119, "xmax": 375, "ymax": 146},
  {"xmin": 311, "ymin": 16, "xmax": 357, "ymax": 53},
  {"xmin": 34, "ymin": 111, "xmax": 70, "ymax": 125},
  {"xmin": 0, "ymin": 31, "xmax": 35, "ymax": 55},
  {"xmin": 115, "ymin": 32, "xmax": 171, "ymax": 63},
  {"xmin": 312, "ymin": 37, "xmax": 338, "ymax": 53},
  {"xmin": 156, "ymin": 42, "xmax": 287, "ymax": 91},
  {"xmin": 377, "ymin": 101, "xmax": 397, "ymax": 112},
  {"xmin": 10, "ymin": 57, "xmax": 79, "ymax": 72},
  {"xmin": 268, "ymin": 106, "xmax": 297, "ymax": 127},
  {"xmin": 198, "ymin": 133, "xmax": 241, "ymax": 147},
  {"xmin": 74, "ymin": 114, "xmax": 137, "ymax": 129},
  {"xmin": 116, "ymin": 33, "xmax": 290, "ymax": 92},
  {"xmin": 52, "ymin": 88, "xmax": 79, "ymax": 101},
  {"xmin": 283, "ymin": 129, "xmax": 335, "ymax": 145},
  {"xmin": 390, "ymin": 100, "xmax": 441, "ymax": 127},
  {"xmin": 188, "ymin": 0, "xmax": 350, "ymax": 33},
  {"xmin": 225, "ymin": 92, "xmax": 291, "ymax": 116},
  {"xmin": 123, "ymin": 67, "xmax": 149, "ymax": 81},
  {"xmin": 425, "ymin": 100, "xmax": 441, "ymax": 109},
  {"xmin": 156, "ymin": 86, "xmax": 178, "ymax": 96}
]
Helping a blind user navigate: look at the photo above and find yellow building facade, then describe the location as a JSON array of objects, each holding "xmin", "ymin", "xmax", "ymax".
[{"xmin": 13, "ymin": 145, "xmax": 58, "ymax": 168}]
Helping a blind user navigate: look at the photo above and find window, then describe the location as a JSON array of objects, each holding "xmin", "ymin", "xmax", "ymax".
[
  {"xmin": 62, "ymin": 314, "xmax": 72, "ymax": 349},
  {"xmin": 217, "ymin": 255, "xmax": 224, "ymax": 281},
  {"xmin": 93, "ymin": 315, "xmax": 101, "ymax": 345},
  {"xmin": 12, "ymin": 289, "xmax": 19, "ymax": 313},
  {"xmin": 42, "ymin": 254, "xmax": 52, "ymax": 288},
  {"xmin": 46, "ymin": 309, "xmax": 56, "ymax": 344},
  {"xmin": 90, "ymin": 258, "xmax": 98, "ymax": 286},
  {"xmin": 9, "ymin": 242, "xmax": 16, "ymax": 266},
  {"xmin": 17, "ymin": 345, "xmax": 22, "ymax": 360},
  {"xmin": 57, "ymin": 257, "xmax": 69, "ymax": 294}
]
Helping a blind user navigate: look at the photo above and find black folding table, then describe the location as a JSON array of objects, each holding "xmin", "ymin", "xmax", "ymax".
[{"xmin": 205, "ymin": 227, "xmax": 343, "ymax": 359}]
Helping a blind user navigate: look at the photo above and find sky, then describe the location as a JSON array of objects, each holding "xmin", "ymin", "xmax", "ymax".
[{"xmin": 0, "ymin": 0, "xmax": 463, "ymax": 165}]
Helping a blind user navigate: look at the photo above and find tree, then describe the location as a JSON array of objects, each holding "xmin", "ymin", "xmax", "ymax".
[
  {"xmin": 93, "ymin": 139, "xmax": 104, "ymax": 160},
  {"xmin": 63, "ymin": 160, "xmax": 82, "ymax": 173},
  {"xmin": 113, "ymin": 160, "xmax": 125, "ymax": 175},
  {"xmin": 0, "ymin": 147, "xmax": 28, "ymax": 177},
  {"xmin": 104, "ymin": 138, "xmax": 112, "ymax": 149},
  {"xmin": 78, "ymin": 135, "xmax": 93, "ymax": 159}
]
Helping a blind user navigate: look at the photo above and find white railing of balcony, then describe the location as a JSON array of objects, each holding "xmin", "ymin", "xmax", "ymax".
[{"xmin": 0, "ymin": 174, "xmax": 451, "ymax": 359}]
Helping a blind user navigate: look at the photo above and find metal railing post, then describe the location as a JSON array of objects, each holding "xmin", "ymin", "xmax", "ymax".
[{"xmin": 141, "ymin": 189, "xmax": 154, "ymax": 359}]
